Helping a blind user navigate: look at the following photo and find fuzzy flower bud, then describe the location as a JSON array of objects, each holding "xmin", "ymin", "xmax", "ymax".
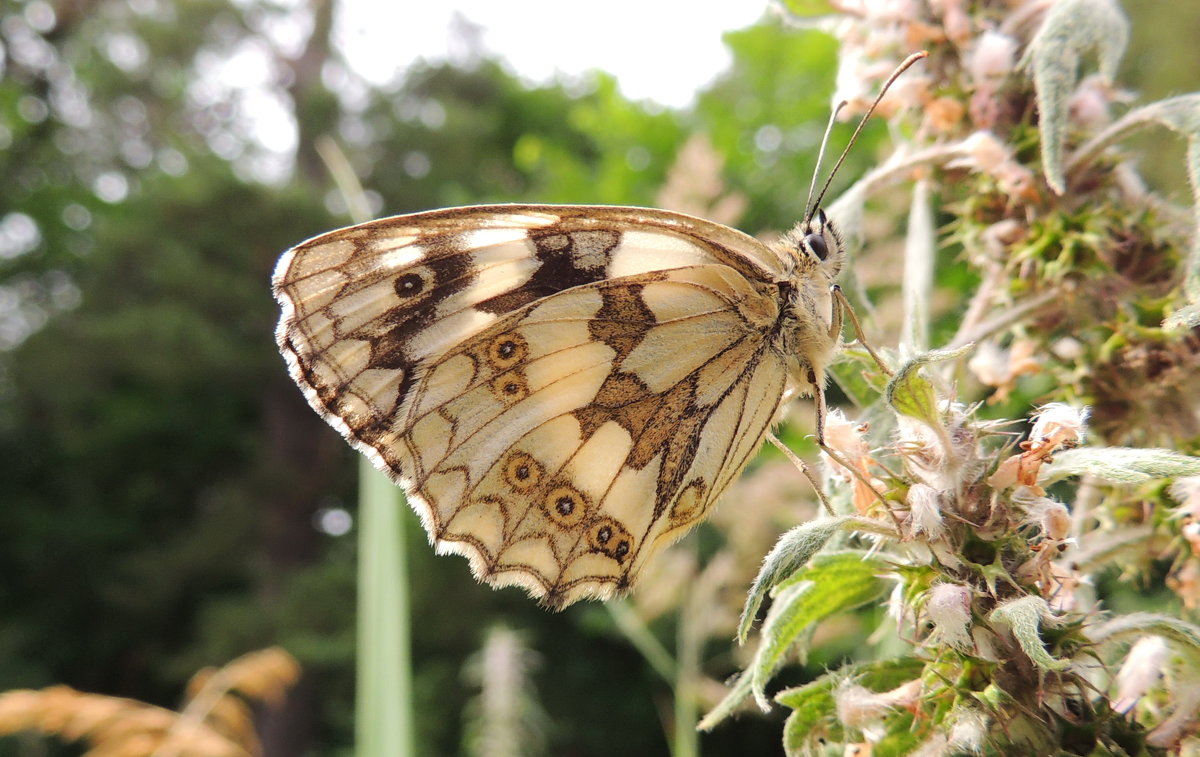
[
  {"xmin": 927, "ymin": 583, "xmax": 974, "ymax": 652},
  {"xmin": 836, "ymin": 679, "xmax": 922, "ymax": 741},
  {"xmin": 1170, "ymin": 476, "xmax": 1200, "ymax": 520},
  {"xmin": 896, "ymin": 402, "xmax": 976, "ymax": 491},
  {"xmin": 1112, "ymin": 636, "xmax": 1171, "ymax": 714},
  {"xmin": 967, "ymin": 31, "xmax": 1018, "ymax": 83},
  {"xmin": 1040, "ymin": 501, "xmax": 1072, "ymax": 541},
  {"xmin": 907, "ymin": 483, "xmax": 946, "ymax": 540},
  {"xmin": 1013, "ymin": 487, "xmax": 1072, "ymax": 541}
]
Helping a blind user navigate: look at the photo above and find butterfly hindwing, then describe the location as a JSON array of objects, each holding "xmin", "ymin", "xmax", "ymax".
[{"xmin": 391, "ymin": 265, "xmax": 786, "ymax": 607}]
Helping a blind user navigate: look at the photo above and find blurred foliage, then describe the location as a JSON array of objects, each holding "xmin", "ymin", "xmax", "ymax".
[
  {"xmin": 2, "ymin": 0, "xmax": 1198, "ymax": 755},
  {"xmin": 0, "ymin": 1, "xmax": 837, "ymax": 754}
]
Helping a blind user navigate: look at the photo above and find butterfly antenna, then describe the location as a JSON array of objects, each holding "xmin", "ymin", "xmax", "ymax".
[
  {"xmin": 804, "ymin": 101, "xmax": 848, "ymax": 223},
  {"xmin": 805, "ymin": 50, "xmax": 929, "ymax": 223}
]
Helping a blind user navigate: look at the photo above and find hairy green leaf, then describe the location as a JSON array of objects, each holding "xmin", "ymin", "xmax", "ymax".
[
  {"xmin": 1041, "ymin": 447, "xmax": 1200, "ymax": 485},
  {"xmin": 884, "ymin": 344, "xmax": 972, "ymax": 427},
  {"xmin": 989, "ymin": 596, "xmax": 1069, "ymax": 672},
  {"xmin": 740, "ymin": 518, "xmax": 900, "ymax": 643},
  {"xmin": 1024, "ymin": 0, "xmax": 1129, "ymax": 193},
  {"xmin": 750, "ymin": 552, "xmax": 890, "ymax": 709},
  {"xmin": 739, "ymin": 518, "xmax": 847, "ymax": 643}
]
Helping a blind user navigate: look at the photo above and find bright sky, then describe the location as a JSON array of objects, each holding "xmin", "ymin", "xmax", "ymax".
[{"xmin": 335, "ymin": 1, "xmax": 771, "ymax": 107}]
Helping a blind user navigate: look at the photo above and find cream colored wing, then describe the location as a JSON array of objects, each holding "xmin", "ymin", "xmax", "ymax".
[
  {"xmin": 392, "ymin": 265, "xmax": 788, "ymax": 608},
  {"xmin": 272, "ymin": 205, "xmax": 784, "ymax": 450},
  {"xmin": 273, "ymin": 205, "xmax": 793, "ymax": 607}
]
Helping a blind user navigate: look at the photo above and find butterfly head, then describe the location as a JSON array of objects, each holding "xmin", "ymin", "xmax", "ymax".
[{"xmin": 786, "ymin": 207, "xmax": 845, "ymax": 280}]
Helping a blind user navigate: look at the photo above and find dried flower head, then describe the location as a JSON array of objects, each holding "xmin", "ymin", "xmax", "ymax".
[
  {"xmin": 1029, "ymin": 403, "xmax": 1089, "ymax": 452},
  {"xmin": 823, "ymin": 409, "xmax": 883, "ymax": 514},
  {"xmin": 989, "ymin": 404, "xmax": 1090, "ymax": 491}
]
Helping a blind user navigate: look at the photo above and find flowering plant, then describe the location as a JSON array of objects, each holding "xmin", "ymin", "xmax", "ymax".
[{"xmin": 699, "ymin": 1, "xmax": 1200, "ymax": 753}]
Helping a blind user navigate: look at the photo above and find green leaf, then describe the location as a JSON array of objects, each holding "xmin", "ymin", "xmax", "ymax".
[
  {"xmin": 828, "ymin": 347, "xmax": 888, "ymax": 410},
  {"xmin": 883, "ymin": 344, "xmax": 973, "ymax": 427},
  {"xmin": 988, "ymin": 596, "xmax": 1069, "ymax": 672},
  {"xmin": 750, "ymin": 552, "xmax": 890, "ymax": 709},
  {"xmin": 1041, "ymin": 447, "xmax": 1200, "ymax": 485},
  {"xmin": 738, "ymin": 518, "xmax": 848, "ymax": 643},
  {"xmin": 1023, "ymin": 0, "xmax": 1129, "ymax": 193},
  {"xmin": 740, "ymin": 518, "xmax": 901, "ymax": 643}
]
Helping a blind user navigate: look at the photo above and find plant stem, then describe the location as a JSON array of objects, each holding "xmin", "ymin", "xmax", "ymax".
[{"xmin": 356, "ymin": 460, "xmax": 415, "ymax": 757}]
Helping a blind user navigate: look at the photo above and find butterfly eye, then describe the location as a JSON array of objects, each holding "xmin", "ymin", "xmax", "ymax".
[{"xmin": 806, "ymin": 232, "xmax": 828, "ymax": 261}]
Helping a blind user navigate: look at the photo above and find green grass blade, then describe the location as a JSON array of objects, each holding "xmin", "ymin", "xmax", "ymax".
[{"xmin": 356, "ymin": 459, "xmax": 415, "ymax": 757}]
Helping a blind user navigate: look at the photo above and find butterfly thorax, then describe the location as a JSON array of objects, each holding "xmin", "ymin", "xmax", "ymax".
[{"xmin": 770, "ymin": 211, "xmax": 845, "ymax": 400}]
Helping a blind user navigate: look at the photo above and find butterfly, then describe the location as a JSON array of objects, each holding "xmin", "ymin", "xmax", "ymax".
[
  {"xmin": 273, "ymin": 204, "xmax": 846, "ymax": 608},
  {"xmin": 273, "ymin": 54, "xmax": 925, "ymax": 609}
]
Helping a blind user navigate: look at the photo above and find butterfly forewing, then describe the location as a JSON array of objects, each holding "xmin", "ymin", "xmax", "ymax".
[{"xmin": 274, "ymin": 204, "xmax": 819, "ymax": 608}]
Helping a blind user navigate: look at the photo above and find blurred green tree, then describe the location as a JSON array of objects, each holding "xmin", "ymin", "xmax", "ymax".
[{"xmin": 0, "ymin": 1, "xmax": 837, "ymax": 754}]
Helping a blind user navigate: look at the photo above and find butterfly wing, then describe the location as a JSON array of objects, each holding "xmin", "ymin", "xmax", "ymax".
[
  {"xmin": 273, "ymin": 205, "xmax": 790, "ymax": 607},
  {"xmin": 396, "ymin": 265, "xmax": 788, "ymax": 607}
]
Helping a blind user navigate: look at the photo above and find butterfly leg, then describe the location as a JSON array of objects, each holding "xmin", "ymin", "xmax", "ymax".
[
  {"xmin": 833, "ymin": 286, "xmax": 893, "ymax": 376},
  {"xmin": 827, "ymin": 286, "xmax": 844, "ymax": 342},
  {"xmin": 810, "ymin": 367, "xmax": 828, "ymax": 446},
  {"xmin": 810, "ymin": 366, "xmax": 897, "ymax": 521},
  {"xmin": 767, "ymin": 432, "xmax": 834, "ymax": 516}
]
